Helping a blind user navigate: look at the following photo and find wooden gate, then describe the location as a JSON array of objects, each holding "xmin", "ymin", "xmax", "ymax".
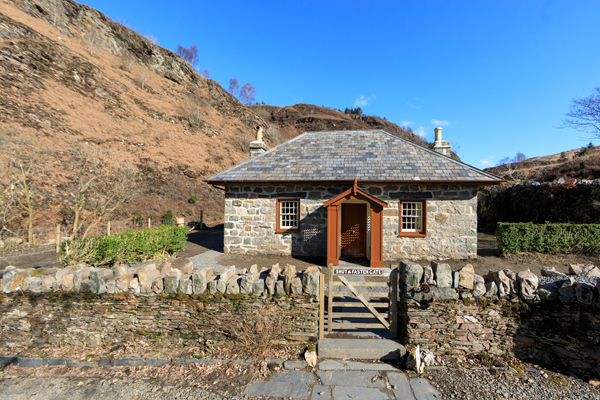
[{"xmin": 318, "ymin": 265, "xmax": 398, "ymax": 339}]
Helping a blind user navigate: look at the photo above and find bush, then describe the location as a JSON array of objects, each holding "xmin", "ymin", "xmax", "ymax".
[
  {"xmin": 496, "ymin": 222, "xmax": 600, "ymax": 255},
  {"xmin": 162, "ymin": 209, "xmax": 175, "ymax": 225},
  {"xmin": 59, "ymin": 225, "xmax": 187, "ymax": 267},
  {"xmin": 188, "ymin": 195, "xmax": 198, "ymax": 204}
]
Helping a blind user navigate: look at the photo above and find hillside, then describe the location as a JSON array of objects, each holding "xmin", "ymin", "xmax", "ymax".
[
  {"xmin": 0, "ymin": 0, "xmax": 436, "ymax": 230},
  {"xmin": 485, "ymin": 144, "xmax": 600, "ymax": 182}
]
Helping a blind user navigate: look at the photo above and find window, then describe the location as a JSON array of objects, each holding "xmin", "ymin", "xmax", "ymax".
[
  {"xmin": 276, "ymin": 199, "xmax": 300, "ymax": 233},
  {"xmin": 399, "ymin": 199, "xmax": 427, "ymax": 237}
]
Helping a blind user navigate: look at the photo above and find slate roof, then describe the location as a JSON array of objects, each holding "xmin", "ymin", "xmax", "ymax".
[{"xmin": 207, "ymin": 130, "xmax": 503, "ymax": 184}]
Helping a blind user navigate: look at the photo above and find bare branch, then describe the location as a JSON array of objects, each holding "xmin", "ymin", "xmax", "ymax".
[{"xmin": 563, "ymin": 87, "xmax": 600, "ymax": 138}]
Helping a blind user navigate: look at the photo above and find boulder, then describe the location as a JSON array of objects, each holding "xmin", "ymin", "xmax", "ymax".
[
  {"xmin": 458, "ymin": 264, "xmax": 474, "ymax": 290},
  {"xmin": 2, "ymin": 268, "xmax": 26, "ymax": 292},
  {"xmin": 275, "ymin": 280, "xmax": 285, "ymax": 297},
  {"xmin": 558, "ymin": 277, "xmax": 576, "ymax": 304},
  {"xmin": 401, "ymin": 261, "xmax": 423, "ymax": 287},
  {"xmin": 473, "ymin": 274, "xmax": 486, "ymax": 297},
  {"xmin": 55, "ymin": 265, "xmax": 83, "ymax": 291},
  {"xmin": 89, "ymin": 268, "xmax": 112, "ymax": 294},
  {"xmin": 105, "ymin": 278, "xmax": 116, "ymax": 294},
  {"xmin": 568, "ymin": 264, "xmax": 593, "ymax": 275},
  {"xmin": 485, "ymin": 281, "xmax": 498, "ymax": 296},
  {"xmin": 225, "ymin": 278, "xmax": 240, "ymax": 295},
  {"xmin": 137, "ymin": 264, "xmax": 161, "ymax": 294},
  {"xmin": 541, "ymin": 267, "xmax": 566, "ymax": 278},
  {"xmin": 73, "ymin": 267, "xmax": 91, "ymax": 291},
  {"xmin": 584, "ymin": 266, "xmax": 600, "ymax": 279},
  {"xmin": 116, "ymin": 273, "xmax": 136, "ymax": 293},
  {"xmin": 284, "ymin": 264, "xmax": 296, "ymax": 294},
  {"xmin": 112, "ymin": 265, "xmax": 130, "ymax": 278},
  {"xmin": 253, "ymin": 279, "xmax": 265, "ymax": 296},
  {"xmin": 192, "ymin": 268, "xmax": 212, "ymax": 295},
  {"xmin": 423, "ymin": 265, "xmax": 436, "ymax": 285},
  {"xmin": 574, "ymin": 282, "xmax": 594, "ymax": 305},
  {"xmin": 431, "ymin": 262, "xmax": 452, "ymax": 288},
  {"xmin": 434, "ymin": 287, "xmax": 459, "ymax": 301},
  {"xmin": 239, "ymin": 273, "xmax": 255, "ymax": 294},
  {"xmin": 538, "ymin": 281, "xmax": 561, "ymax": 301},
  {"xmin": 503, "ymin": 269, "xmax": 517, "ymax": 280},
  {"xmin": 164, "ymin": 274, "xmax": 180, "ymax": 294},
  {"xmin": 158, "ymin": 261, "xmax": 172, "ymax": 275},
  {"xmin": 249, "ymin": 264, "xmax": 259, "ymax": 278},
  {"xmin": 302, "ymin": 270, "xmax": 320, "ymax": 297},
  {"xmin": 291, "ymin": 276, "xmax": 303, "ymax": 295},
  {"xmin": 217, "ymin": 266, "xmax": 236, "ymax": 293},
  {"xmin": 516, "ymin": 270, "xmax": 538, "ymax": 301},
  {"xmin": 60, "ymin": 274, "xmax": 75, "ymax": 291},
  {"xmin": 41, "ymin": 275, "xmax": 55, "ymax": 293},
  {"xmin": 128, "ymin": 276, "xmax": 141, "ymax": 293},
  {"xmin": 208, "ymin": 279, "xmax": 217, "ymax": 295},
  {"xmin": 172, "ymin": 258, "xmax": 194, "ymax": 275},
  {"xmin": 484, "ymin": 270, "xmax": 510, "ymax": 298},
  {"xmin": 151, "ymin": 276, "xmax": 164, "ymax": 294},
  {"xmin": 179, "ymin": 277, "xmax": 193, "ymax": 295},
  {"xmin": 265, "ymin": 264, "xmax": 281, "ymax": 295},
  {"xmin": 452, "ymin": 271, "xmax": 460, "ymax": 289},
  {"xmin": 27, "ymin": 276, "xmax": 42, "ymax": 293}
]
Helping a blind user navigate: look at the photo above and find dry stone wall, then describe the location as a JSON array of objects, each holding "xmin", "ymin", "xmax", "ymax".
[
  {"xmin": 399, "ymin": 261, "xmax": 600, "ymax": 380},
  {"xmin": 225, "ymin": 184, "xmax": 478, "ymax": 260}
]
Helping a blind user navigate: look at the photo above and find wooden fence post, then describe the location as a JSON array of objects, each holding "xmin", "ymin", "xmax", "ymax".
[
  {"xmin": 148, "ymin": 217, "xmax": 151, "ymax": 229},
  {"xmin": 107, "ymin": 221, "xmax": 111, "ymax": 236},
  {"xmin": 55, "ymin": 225, "xmax": 60, "ymax": 253},
  {"xmin": 319, "ymin": 272, "xmax": 325, "ymax": 340},
  {"xmin": 327, "ymin": 263, "xmax": 334, "ymax": 332}
]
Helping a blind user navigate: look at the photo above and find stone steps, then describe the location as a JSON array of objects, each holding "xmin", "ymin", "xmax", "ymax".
[{"xmin": 318, "ymin": 338, "xmax": 406, "ymax": 360}]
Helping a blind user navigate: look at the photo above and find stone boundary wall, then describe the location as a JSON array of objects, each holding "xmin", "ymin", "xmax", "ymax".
[
  {"xmin": 399, "ymin": 261, "xmax": 600, "ymax": 380},
  {"xmin": 0, "ymin": 292, "xmax": 319, "ymax": 358},
  {"xmin": 225, "ymin": 184, "xmax": 478, "ymax": 260}
]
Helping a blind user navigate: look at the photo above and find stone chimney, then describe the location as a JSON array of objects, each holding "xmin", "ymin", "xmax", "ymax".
[
  {"xmin": 249, "ymin": 126, "xmax": 267, "ymax": 158},
  {"xmin": 430, "ymin": 127, "xmax": 451, "ymax": 156}
]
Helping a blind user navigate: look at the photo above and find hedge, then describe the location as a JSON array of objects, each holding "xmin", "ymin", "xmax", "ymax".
[
  {"xmin": 496, "ymin": 222, "xmax": 600, "ymax": 255},
  {"xmin": 59, "ymin": 225, "xmax": 188, "ymax": 267}
]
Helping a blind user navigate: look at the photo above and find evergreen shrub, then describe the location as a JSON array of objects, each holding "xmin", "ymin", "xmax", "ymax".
[
  {"xmin": 496, "ymin": 222, "xmax": 600, "ymax": 255},
  {"xmin": 59, "ymin": 225, "xmax": 187, "ymax": 267}
]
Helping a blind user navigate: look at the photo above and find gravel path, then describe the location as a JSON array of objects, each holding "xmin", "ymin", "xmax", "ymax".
[{"xmin": 428, "ymin": 367, "xmax": 600, "ymax": 400}]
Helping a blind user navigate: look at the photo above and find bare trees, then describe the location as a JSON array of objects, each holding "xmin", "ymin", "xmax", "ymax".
[
  {"xmin": 228, "ymin": 78, "xmax": 239, "ymax": 97},
  {"xmin": 177, "ymin": 44, "xmax": 199, "ymax": 68},
  {"xmin": 239, "ymin": 83, "xmax": 256, "ymax": 105},
  {"xmin": 563, "ymin": 87, "xmax": 600, "ymax": 137},
  {"xmin": 85, "ymin": 25, "xmax": 101, "ymax": 56},
  {"xmin": 202, "ymin": 68, "xmax": 210, "ymax": 79}
]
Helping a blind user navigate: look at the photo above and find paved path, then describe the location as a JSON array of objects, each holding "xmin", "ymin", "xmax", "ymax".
[{"xmin": 244, "ymin": 360, "xmax": 442, "ymax": 400}]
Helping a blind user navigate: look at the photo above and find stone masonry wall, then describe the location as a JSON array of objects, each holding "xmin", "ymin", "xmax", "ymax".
[{"xmin": 224, "ymin": 184, "xmax": 478, "ymax": 260}]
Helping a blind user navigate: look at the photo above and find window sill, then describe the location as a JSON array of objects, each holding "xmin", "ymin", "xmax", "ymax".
[
  {"xmin": 399, "ymin": 231, "xmax": 427, "ymax": 238},
  {"xmin": 276, "ymin": 228, "xmax": 300, "ymax": 234}
]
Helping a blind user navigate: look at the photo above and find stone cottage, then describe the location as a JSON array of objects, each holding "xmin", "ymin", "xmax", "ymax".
[{"xmin": 206, "ymin": 128, "xmax": 502, "ymax": 267}]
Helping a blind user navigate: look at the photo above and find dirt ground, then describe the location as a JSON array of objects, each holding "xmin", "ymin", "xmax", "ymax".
[{"xmin": 1, "ymin": 230, "xmax": 599, "ymax": 276}]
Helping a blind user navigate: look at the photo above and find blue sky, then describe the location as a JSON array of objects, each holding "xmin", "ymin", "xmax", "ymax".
[{"xmin": 84, "ymin": 0, "xmax": 600, "ymax": 168}]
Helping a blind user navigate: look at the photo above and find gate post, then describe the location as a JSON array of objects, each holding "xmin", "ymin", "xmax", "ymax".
[
  {"xmin": 327, "ymin": 263, "xmax": 334, "ymax": 332},
  {"xmin": 319, "ymin": 272, "xmax": 325, "ymax": 340},
  {"xmin": 390, "ymin": 269, "xmax": 398, "ymax": 333}
]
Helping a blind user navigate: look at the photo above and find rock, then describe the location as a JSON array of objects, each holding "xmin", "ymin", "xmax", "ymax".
[
  {"xmin": 158, "ymin": 261, "xmax": 172, "ymax": 275},
  {"xmin": 538, "ymin": 281, "xmax": 561, "ymax": 301},
  {"xmin": 458, "ymin": 264, "xmax": 474, "ymax": 290},
  {"xmin": 400, "ymin": 261, "xmax": 423, "ymax": 287},
  {"xmin": 485, "ymin": 270, "xmax": 510, "ymax": 298},
  {"xmin": 291, "ymin": 276, "xmax": 303, "ymax": 295},
  {"xmin": 516, "ymin": 270, "xmax": 538, "ymax": 301},
  {"xmin": 452, "ymin": 271, "xmax": 460, "ymax": 289},
  {"xmin": 284, "ymin": 264, "xmax": 296, "ymax": 294},
  {"xmin": 265, "ymin": 264, "xmax": 281, "ymax": 295},
  {"xmin": 594, "ymin": 283, "xmax": 600, "ymax": 309},
  {"xmin": 302, "ymin": 270, "xmax": 320, "ymax": 297},
  {"xmin": 192, "ymin": 268, "xmax": 212, "ymax": 295},
  {"xmin": 73, "ymin": 267, "xmax": 91, "ymax": 291},
  {"xmin": 433, "ymin": 287, "xmax": 459, "ymax": 301},
  {"xmin": 225, "ymin": 278, "xmax": 240, "ymax": 295},
  {"xmin": 584, "ymin": 266, "xmax": 600, "ymax": 279},
  {"xmin": 431, "ymin": 262, "xmax": 452, "ymax": 288},
  {"xmin": 164, "ymin": 274, "xmax": 179, "ymax": 294},
  {"xmin": 55, "ymin": 265, "xmax": 83, "ymax": 291},
  {"xmin": 239, "ymin": 273, "xmax": 255, "ymax": 294},
  {"xmin": 208, "ymin": 279, "xmax": 217, "ymax": 295},
  {"xmin": 27, "ymin": 276, "xmax": 42, "ymax": 293},
  {"xmin": 105, "ymin": 278, "xmax": 116, "ymax": 294},
  {"xmin": 422, "ymin": 265, "xmax": 435, "ymax": 285},
  {"xmin": 151, "ymin": 276, "xmax": 164, "ymax": 294},
  {"xmin": 179, "ymin": 277, "xmax": 193, "ymax": 295},
  {"xmin": 574, "ymin": 282, "xmax": 594, "ymax": 305},
  {"xmin": 249, "ymin": 264, "xmax": 259, "ymax": 278},
  {"xmin": 217, "ymin": 266, "xmax": 236, "ymax": 293},
  {"xmin": 473, "ymin": 274, "xmax": 486, "ymax": 297},
  {"xmin": 275, "ymin": 280, "xmax": 285, "ymax": 297},
  {"xmin": 503, "ymin": 269, "xmax": 517, "ymax": 280},
  {"xmin": 541, "ymin": 267, "xmax": 566, "ymax": 278},
  {"xmin": 253, "ymin": 279, "xmax": 265, "ymax": 296},
  {"xmin": 485, "ymin": 281, "xmax": 498, "ymax": 296},
  {"xmin": 61, "ymin": 274, "xmax": 75, "ymax": 291},
  {"xmin": 558, "ymin": 277, "xmax": 576, "ymax": 304},
  {"xmin": 172, "ymin": 258, "xmax": 194, "ymax": 275},
  {"xmin": 80, "ymin": 279, "xmax": 92, "ymax": 292},
  {"xmin": 89, "ymin": 268, "xmax": 111, "ymax": 294},
  {"xmin": 128, "ymin": 276, "xmax": 141, "ymax": 293},
  {"xmin": 112, "ymin": 265, "xmax": 129, "ymax": 278},
  {"xmin": 4, "ymin": 268, "xmax": 32, "ymax": 293},
  {"xmin": 137, "ymin": 264, "xmax": 161, "ymax": 294},
  {"xmin": 568, "ymin": 264, "xmax": 592, "ymax": 275},
  {"xmin": 305, "ymin": 350, "xmax": 317, "ymax": 368},
  {"xmin": 115, "ymin": 274, "xmax": 135, "ymax": 292}
]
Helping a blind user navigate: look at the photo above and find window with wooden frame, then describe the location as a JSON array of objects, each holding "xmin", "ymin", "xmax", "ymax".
[
  {"xmin": 399, "ymin": 199, "xmax": 427, "ymax": 237},
  {"xmin": 276, "ymin": 199, "xmax": 300, "ymax": 233}
]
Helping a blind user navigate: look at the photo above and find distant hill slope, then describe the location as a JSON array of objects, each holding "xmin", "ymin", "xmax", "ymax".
[
  {"xmin": 485, "ymin": 144, "xmax": 600, "ymax": 182},
  {"xmin": 0, "ymin": 0, "xmax": 453, "ymax": 229}
]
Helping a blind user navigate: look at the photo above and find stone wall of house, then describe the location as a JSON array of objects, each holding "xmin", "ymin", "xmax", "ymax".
[{"xmin": 224, "ymin": 184, "xmax": 478, "ymax": 260}]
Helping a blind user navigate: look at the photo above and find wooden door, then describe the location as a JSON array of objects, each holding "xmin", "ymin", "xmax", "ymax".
[{"xmin": 341, "ymin": 203, "xmax": 367, "ymax": 258}]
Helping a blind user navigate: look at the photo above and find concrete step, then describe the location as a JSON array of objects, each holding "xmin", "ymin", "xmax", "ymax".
[{"xmin": 318, "ymin": 338, "xmax": 406, "ymax": 360}]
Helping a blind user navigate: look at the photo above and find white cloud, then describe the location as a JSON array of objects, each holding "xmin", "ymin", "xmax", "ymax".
[
  {"xmin": 479, "ymin": 156, "xmax": 496, "ymax": 168},
  {"xmin": 353, "ymin": 95, "xmax": 374, "ymax": 108},
  {"xmin": 407, "ymin": 103, "xmax": 421, "ymax": 110},
  {"xmin": 431, "ymin": 119, "xmax": 450, "ymax": 126},
  {"xmin": 401, "ymin": 120, "xmax": 413, "ymax": 127}
]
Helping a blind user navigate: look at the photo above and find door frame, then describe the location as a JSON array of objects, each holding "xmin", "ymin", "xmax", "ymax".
[
  {"xmin": 324, "ymin": 181, "xmax": 387, "ymax": 268},
  {"xmin": 340, "ymin": 202, "xmax": 368, "ymax": 259}
]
